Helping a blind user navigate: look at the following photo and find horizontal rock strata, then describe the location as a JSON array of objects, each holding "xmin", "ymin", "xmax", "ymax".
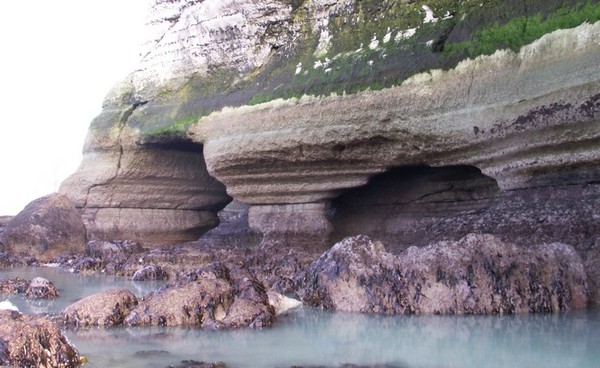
[
  {"xmin": 60, "ymin": 143, "xmax": 230, "ymax": 244},
  {"xmin": 194, "ymin": 22, "xmax": 600, "ymax": 202},
  {"xmin": 187, "ymin": 22, "xmax": 600, "ymax": 249}
]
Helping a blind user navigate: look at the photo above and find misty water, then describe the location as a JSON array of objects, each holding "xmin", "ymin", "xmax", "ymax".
[{"xmin": 1, "ymin": 266, "xmax": 599, "ymax": 368}]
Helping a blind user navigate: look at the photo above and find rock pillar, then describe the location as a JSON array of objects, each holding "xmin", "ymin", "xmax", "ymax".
[{"xmin": 248, "ymin": 203, "xmax": 333, "ymax": 251}]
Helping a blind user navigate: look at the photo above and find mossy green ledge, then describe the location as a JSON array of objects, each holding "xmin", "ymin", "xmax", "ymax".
[{"xmin": 60, "ymin": 0, "xmax": 600, "ymax": 245}]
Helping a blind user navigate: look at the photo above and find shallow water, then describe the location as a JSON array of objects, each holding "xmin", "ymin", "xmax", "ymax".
[{"xmin": 2, "ymin": 267, "xmax": 600, "ymax": 368}]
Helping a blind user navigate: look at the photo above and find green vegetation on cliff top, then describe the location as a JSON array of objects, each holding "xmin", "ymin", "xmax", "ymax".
[
  {"xmin": 138, "ymin": 0, "xmax": 599, "ymax": 140},
  {"xmin": 445, "ymin": 1, "xmax": 600, "ymax": 56}
]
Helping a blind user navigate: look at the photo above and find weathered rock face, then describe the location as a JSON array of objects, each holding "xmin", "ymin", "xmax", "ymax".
[
  {"xmin": 196, "ymin": 22, "xmax": 600, "ymax": 202},
  {"xmin": 60, "ymin": 0, "xmax": 600, "ymax": 249},
  {"xmin": 62, "ymin": 288, "xmax": 138, "ymax": 327},
  {"xmin": 56, "ymin": 0, "xmax": 600, "ymax": 298},
  {"xmin": 0, "ymin": 193, "xmax": 86, "ymax": 260},
  {"xmin": 302, "ymin": 235, "xmax": 588, "ymax": 314},
  {"xmin": 0, "ymin": 310, "xmax": 81, "ymax": 367},
  {"xmin": 0, "ymin": 216, "xmax": 11, "ymax": 236},
  {"xmin": 59, "ymin": 143, "xmax": 230, "ymax": 244},
  {"xmin": 331, "ymin": 166, "xmax": 600, "ymax": 251}
]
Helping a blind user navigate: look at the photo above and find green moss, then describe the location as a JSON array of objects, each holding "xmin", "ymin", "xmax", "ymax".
[
  {"xmin": 124, "ymin": 0, "xmax": 597, "ymax": 137},
  {"xmin": 143, "ymin": 116, "xmax": 199, "ymax": 138},
  {"xmin": 444, "ymin": 2, "xmax": 600, "ymax": 57}
]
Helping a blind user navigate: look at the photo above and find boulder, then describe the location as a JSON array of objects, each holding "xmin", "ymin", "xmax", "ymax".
[
  {"xmin": 0, "ymin": 310, "xmax": 81, "ymax": 367},
  {"xmin": 125, "ymin": 263, "xmax": 274, "ymax": 328},
  {"xmin": 25, "ymin": 277, "xmax": 59, "ymax": 299},
  {"xmin": 62, "ymin": 288, "xmax": 138, "ymax": 327},
  {"xmin": 0, "ymin": 277, "xmax": 59, "ymax": 299},
  {"xmin": 302, "ymin": 235, "xmax": 408, "ymax": 314},
  {"xmin": 0, "ymin": 193, "xmax": 86, "ymax": 260},
  {"xmin": 397, "ymin": 234, "xmax": 589, "ymax": 314},
  {"xmin": 302, "ymin": 234, "xmax": 588, "ymax": 314}
]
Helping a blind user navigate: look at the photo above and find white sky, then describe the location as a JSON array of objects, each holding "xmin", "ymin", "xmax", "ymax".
[{"xmin": 0, "ymin": 0, "xmax": 150, "ymax": 215}]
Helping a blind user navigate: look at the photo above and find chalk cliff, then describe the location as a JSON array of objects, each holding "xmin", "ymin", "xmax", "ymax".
[{"xmin": 60, "ymin": 0, "xmax": 600, "ymax": 258}]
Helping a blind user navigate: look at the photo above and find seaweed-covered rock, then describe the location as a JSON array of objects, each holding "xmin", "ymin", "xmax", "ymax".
[
  {"xmin": 0, "ymin": 310, "xmax": 81, "ymax": 367},
  {"xmin": 25, "ymin": 277, "xmax": 59, "ymax": 299},
  {"xmin": 302, "ymin": 234, "xmax": 588, "ymax": 314},
  {"xmin": 302, "ymin": 235, "xmax": 408, "ymax": 314},
  {"xmin": 398, "ymin": 234, "xmax": 589, "ymax": 314},
  {"xmin": 62, "ymin": 288, "xmax": 138, "ymax": 327},
  {"xmin": 125, "ymin": 263, "xmax": 274, "ymax": 328},
  {"xmin": 0, "ymin": 278, "xmax": 30, "ymax": 295}
]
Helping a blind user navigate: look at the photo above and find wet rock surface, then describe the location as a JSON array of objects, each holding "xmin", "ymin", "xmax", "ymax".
[
  {"xmin": 0, "ymin": 277, "xmax": 30, "ymax": 295},
  {"xmin": 125, "ymin": 263, "xmax": 275, "ymax": 328},
  {"xmin": 1, "ymin": 276, "xmax": 59, "ymax": 300},
  {"xmin": 62, "ymin": 288, "xmax": 138, "ymax": 327},
  {"xmin": 25, "ymin": 277, "xmax": 59, "ymax": 299},
  {"xmin": 0, "ymin": 310, "xmax": 81, "ymax": 367},
  {"xmin": 0, "ymin": 193, "xmax": 86, "ymax": 260},
  {"xmin": 302, "ymin": 234, "xmax": 588, "ymax": 314}
]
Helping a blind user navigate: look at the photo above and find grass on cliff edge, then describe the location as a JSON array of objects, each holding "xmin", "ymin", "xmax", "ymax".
[
  {"xmin": 444, "ymin": 2, "xmax": 600, "ymax": 56},
  {"xmin": 248, "ymin": 1, "xmax": 600, "ymax": 107}
]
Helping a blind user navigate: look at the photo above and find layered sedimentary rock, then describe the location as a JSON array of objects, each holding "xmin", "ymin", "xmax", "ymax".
[
  {"xmin": 61, "ymin": 0, "xmax": 600, "ymax": 260},
  {"xmin": 194, "ymin": 22, "xmax": 600, "ymax": 248},
  {"xmin": 59, "ymin": 133, "xmax": 230, "ymax": 243}
]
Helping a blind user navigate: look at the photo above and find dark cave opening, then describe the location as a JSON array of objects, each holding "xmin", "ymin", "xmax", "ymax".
[
  {"xmin": 139, "ymin": 137, "xmax": 205, "ymax": 153},
  {"xmin": 330, "ymin": 165, "xmax": 501, "ymax": 250}
]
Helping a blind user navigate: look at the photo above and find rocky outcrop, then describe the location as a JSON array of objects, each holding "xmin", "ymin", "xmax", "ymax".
[
  {"xmin": 0, "ymin": 310, "xmax": 81, "ymax": 367},
  {"xmin": 0, "ymin": 193, "xmax": 86, "ymax": 260},
  {"xmin": 195, "ymin": 22, "xmax": 600, "ymax": 229},
  {"xmin": 0, "ymin": 216, "xmax": 11, "ymax": 236},
  {"xmin": 59, "ymin": 144, "xmax": 230, "ymax": 244},
  {"xmin": 59, "ymin": 0, "xmax": 600, "ymax": 250},
  {"xmin": 125, "ymin": 263, "xmax": 274, "ymax": 328},
  {"xmin": 0, "ymin": 278, "xmax": 30, "ymax": 295},
  {"xmin": 62, "ymin": 288, "xmax": 138, "ymax": 327},
  {"xmin": 303, "ymin": 235, "xmax": 588, "ymax": 314},
  {"xmin": 1, "ymin": 277, "xmax": 59, "ymax": 300}
]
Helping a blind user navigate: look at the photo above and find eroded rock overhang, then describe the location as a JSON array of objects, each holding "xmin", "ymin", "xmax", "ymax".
[{"xmin": 190, "ymin": 22, "xmax": 600, "ymax": 245}]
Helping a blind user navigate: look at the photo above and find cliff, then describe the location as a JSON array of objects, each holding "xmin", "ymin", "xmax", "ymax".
[{"xmin": 60, "ymin": 0, "xmax": 600, "ymax": 254}]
